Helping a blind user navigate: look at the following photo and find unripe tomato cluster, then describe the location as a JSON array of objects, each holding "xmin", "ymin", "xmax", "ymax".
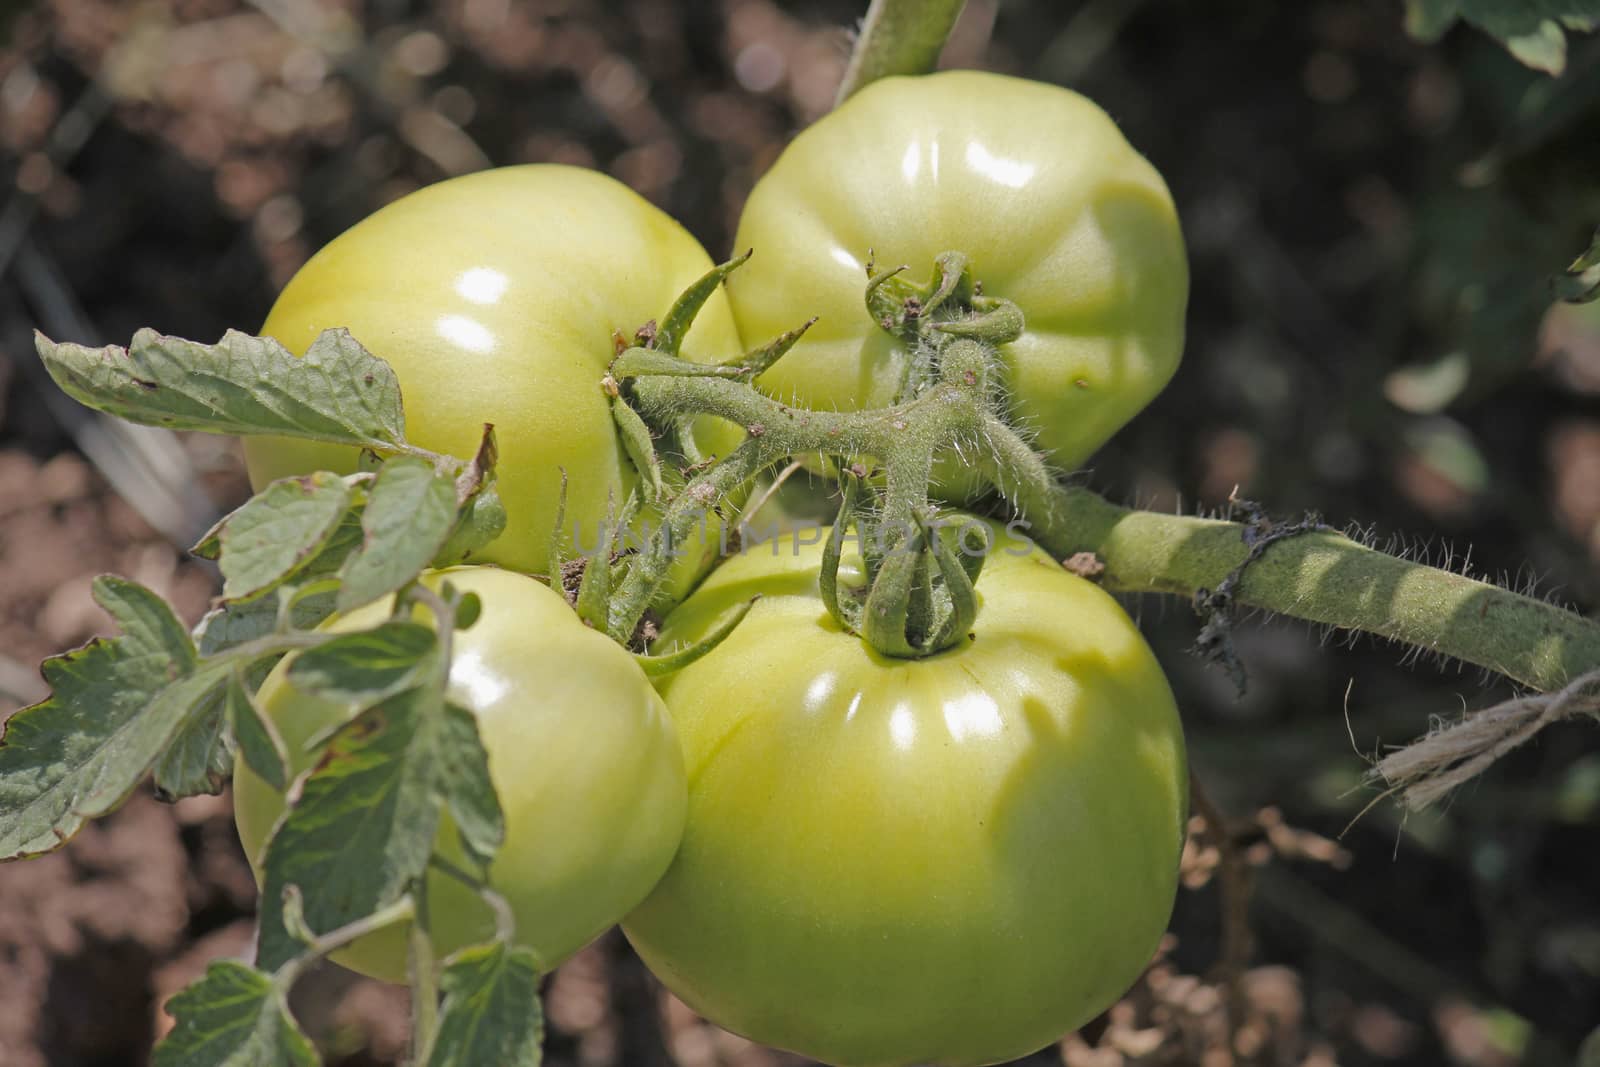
[{"xmin": 235, "ymin": 71, "xmax": 1190, "ymax": 1066}]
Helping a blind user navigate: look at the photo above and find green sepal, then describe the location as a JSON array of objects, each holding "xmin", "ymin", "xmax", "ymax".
[
  {"xmin": 920, "ymin": 252, "xmax": 973, "ymax": 317},
  {"xmin": 546, "ymin": 469, "xmax": 569, "ymax": 586},
  {"xmin": 922, "ymin": 510, "xmax": 981, "ymax": 650},
  {"xmin": 860, "ymin": 533, "xmax": 922, "ymax": 658},
  {"xmin": 906, "ymin": 542, "xmax": 936, "ymax": 650},
  {"xmin": 934, "ymin": 296, "xmax": 1025, "ymax": 345},
  {"xmin": 612, "ymin": 347, "xmax": 747, "ymax": 380},
  {"xmin": 865, "ymin": 262, "xmax": 917, "ymax": 333},
  {"xmin": 574, "ymin": 528, "xmax": 615, "ymax": 634},
  {"xmin": 674, "ymin": 416, "xmax": 707, "ymax": 467},
  {"xmin": 728, "ymin": 317, "xmax": 817, "ymax": 379},
  {"xmin": 819, "ymin": 473, "xmax": 866, "ymax": 633},
  {"xmin": 633, "ymin": 597, "xmax": 758, "ymax": 677},
  {"xmin": 612, "ymin": 397, "xmax": 664, "ymax": 502},
  {"xmin": 654, "ymin": 250, "xmax": 752, "ymax": 355}
]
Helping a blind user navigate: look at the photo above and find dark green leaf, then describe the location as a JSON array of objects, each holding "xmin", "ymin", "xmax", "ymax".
[
  {"xmin": 437, "ymin": 703, "xmax": 504, "ymax": 872},
  {"xmin": 337, "ymin": 457, "xmax": 459, "ymax": 613},
  {"xmin": 255, "ymin": 687, "xmax": 449, "ymax": 971},
  {"xmin": 213, "ymin": 474, "xmax": 353, "ymax": 603},
  {"xmin": 36, "ymin": 327, "xmax": 407, "ymax": 450},
  {"xmin": 229, "ymin": 673, "xmax": 289, "ymax": 793},
  {"xmin": 194, "ymin": 588, "xmax": 338, "ymax": 659},
  {"xmin": 153, "ymin": 961, "xmax": 319, "ymax": 1067},
  {"xmin": 0, "ymin": 577, "xmax": 227, "ymax": 859},
  {"xmin": 425, "ymin": 942, "xmax": 544, "ymax": 1067},
  {"xmin": 285, "ymin": 622, "xmax": 439, "ymax": 706},
  {"xmin": 153, "ymin": 681, "xmax": 233, "ymax": 800}
]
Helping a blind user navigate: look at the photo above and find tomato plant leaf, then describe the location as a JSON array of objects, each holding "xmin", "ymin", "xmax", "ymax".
[
  {"xmin": 35, "ymin": 327, "xmax": 408, "ymax": 451},
  {"xmin": 195, "ymin": 588, "xmax": 340, "ymax": 660},
  {"xmin": 286, "ymin": 622, "xmax": 440, "ymax": 707},
  {"xmin": 153, "ymin": 682, "xmax": 234, "ymax": 800},
  {"xmin": 437, "ymin": 703, "xmax": 504, "ymax": 872},
  {"xmin": 0, "ymin": 577, "xmax": 233, "ymax": 859},
  {"xmin": 1403, "ymin": 0, "xmax": 1599, "ymax": 74},
  {"xmin": 152, "ymin": 960, "xmax": 319, "ymax": 1067},
  {"xmin": 337, "ymin": 457, "xmax": 459, "ymax": 613},
  {"xmin": 424, "ymin": 941, "xmax": 544, "ymax": 1067},
  {"xmin": 229, "ymin": 672, "xmax": 290, "ymax": 793},
  {"xmin": 255, "ymin": 686, "xmax": 451, "ymax": 971},
  {"xmin": 206, "ymin": 473, "xmax": 353, "ymax": 603}
]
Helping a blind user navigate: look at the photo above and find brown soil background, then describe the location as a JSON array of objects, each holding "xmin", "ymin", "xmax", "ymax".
[{"xmin": 2, "ymin": 2, "xmax": 1598, "ymax": 1065}]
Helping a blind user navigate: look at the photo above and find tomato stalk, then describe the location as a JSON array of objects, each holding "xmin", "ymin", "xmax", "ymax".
[
  {"xmin": 834, "ymin": 0, "xmax": 970, "ymax": 106},
  {"xmin": 603, "ymin": 253, "xmax": 1600, "ymax": 688},
  {"xmin": 606, "ymin": 328, "xmax": 1018, "ymax": 656}
]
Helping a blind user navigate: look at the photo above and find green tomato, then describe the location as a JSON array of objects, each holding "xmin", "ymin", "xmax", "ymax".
[
  {"xmin": 233, "ymin": 566, "xmax": 687, "ymax": 981},
  {"xmin": 244, "ymin": 164, "xmax": 744, "ymax": 581},
  {"xmin": 623, "ymin": 523, "xmax": 1187, "ymax": 1066},
  {"xmin": 727, "ymin": 71, "xmax": 1188, "ymax": 497}
]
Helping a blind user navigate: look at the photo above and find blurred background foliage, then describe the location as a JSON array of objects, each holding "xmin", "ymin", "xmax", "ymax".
[{"xmin": 0, "ymin": 1, "xmax": 1597, "ymax": 1065}]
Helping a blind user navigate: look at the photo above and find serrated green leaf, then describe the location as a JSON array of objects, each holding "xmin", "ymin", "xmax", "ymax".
[
  {"xmin": 0, "ymin": 577, "xmax": 228, "ymax": 859},
  {"xmin": 153, "ymin": 961, "xmax": 319, "ymax": 1067},
  {"xmin": 36, "ymin": 327, "xmax": 407, "ymax": 450},
  {"xmin": 194, "ymin": 590, "xmax": 336, "ymax": 658},
  {"xmin": 285, "ymin": 622, "xmax": 439, "ymax": 707},
  {"xmin": 425, "ymin": 942, "xmax": 544, "ymax": 1067},
  {"xmin": 229, "ymin": 673, "xmax": 289, "ymax": 793},
  {"xmin": 437, "ymin": 703, "xmax": 504, "ymax": 872},
  {"xmin": 154, "ymin": 682, "xmax": 233, "ymax": 801},
  {"xmin": 216, "ymin": 474, "xmax": 353, "ymax": 603},
  {"xmin": 337, "ymin": 457, "xmax": 458, "ymax": 613},
  {"xmin": 255, "ymin": 687, "xmax": 450, "ymax": 971}
]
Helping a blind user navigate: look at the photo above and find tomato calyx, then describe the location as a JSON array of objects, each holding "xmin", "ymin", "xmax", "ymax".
[
  {"xmin": 818, "ymin": 477, "xmax": 985, "ymax": 657},
  {"xmin": 588, "ymin": 253, "xmax": 1075, "ymax": 660},
  {"xmin": 865, "ymin": 250, "xmax": 1026, "ymax": 403}
]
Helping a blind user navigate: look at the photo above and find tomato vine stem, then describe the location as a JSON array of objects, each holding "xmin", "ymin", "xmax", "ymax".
[{"xmin": 1026, "ymin": 487, "xmax": 1600, "ymax": 693}]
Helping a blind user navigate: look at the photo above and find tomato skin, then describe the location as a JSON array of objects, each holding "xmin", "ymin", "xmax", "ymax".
[
  {"xmin": 727, "ymin": 71, "xmax": 1187, "ymax": 496},
  {"xmin": 244, "ymin": 165, "xmax": 744, "ymax": 581},
  {"xmin": 623, "ymin": 525, "xmax": 1187, "ymax": 1067},
  {"xmin": 232, "ymin": 566, "xmax": 687, "ymax": 981}
]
